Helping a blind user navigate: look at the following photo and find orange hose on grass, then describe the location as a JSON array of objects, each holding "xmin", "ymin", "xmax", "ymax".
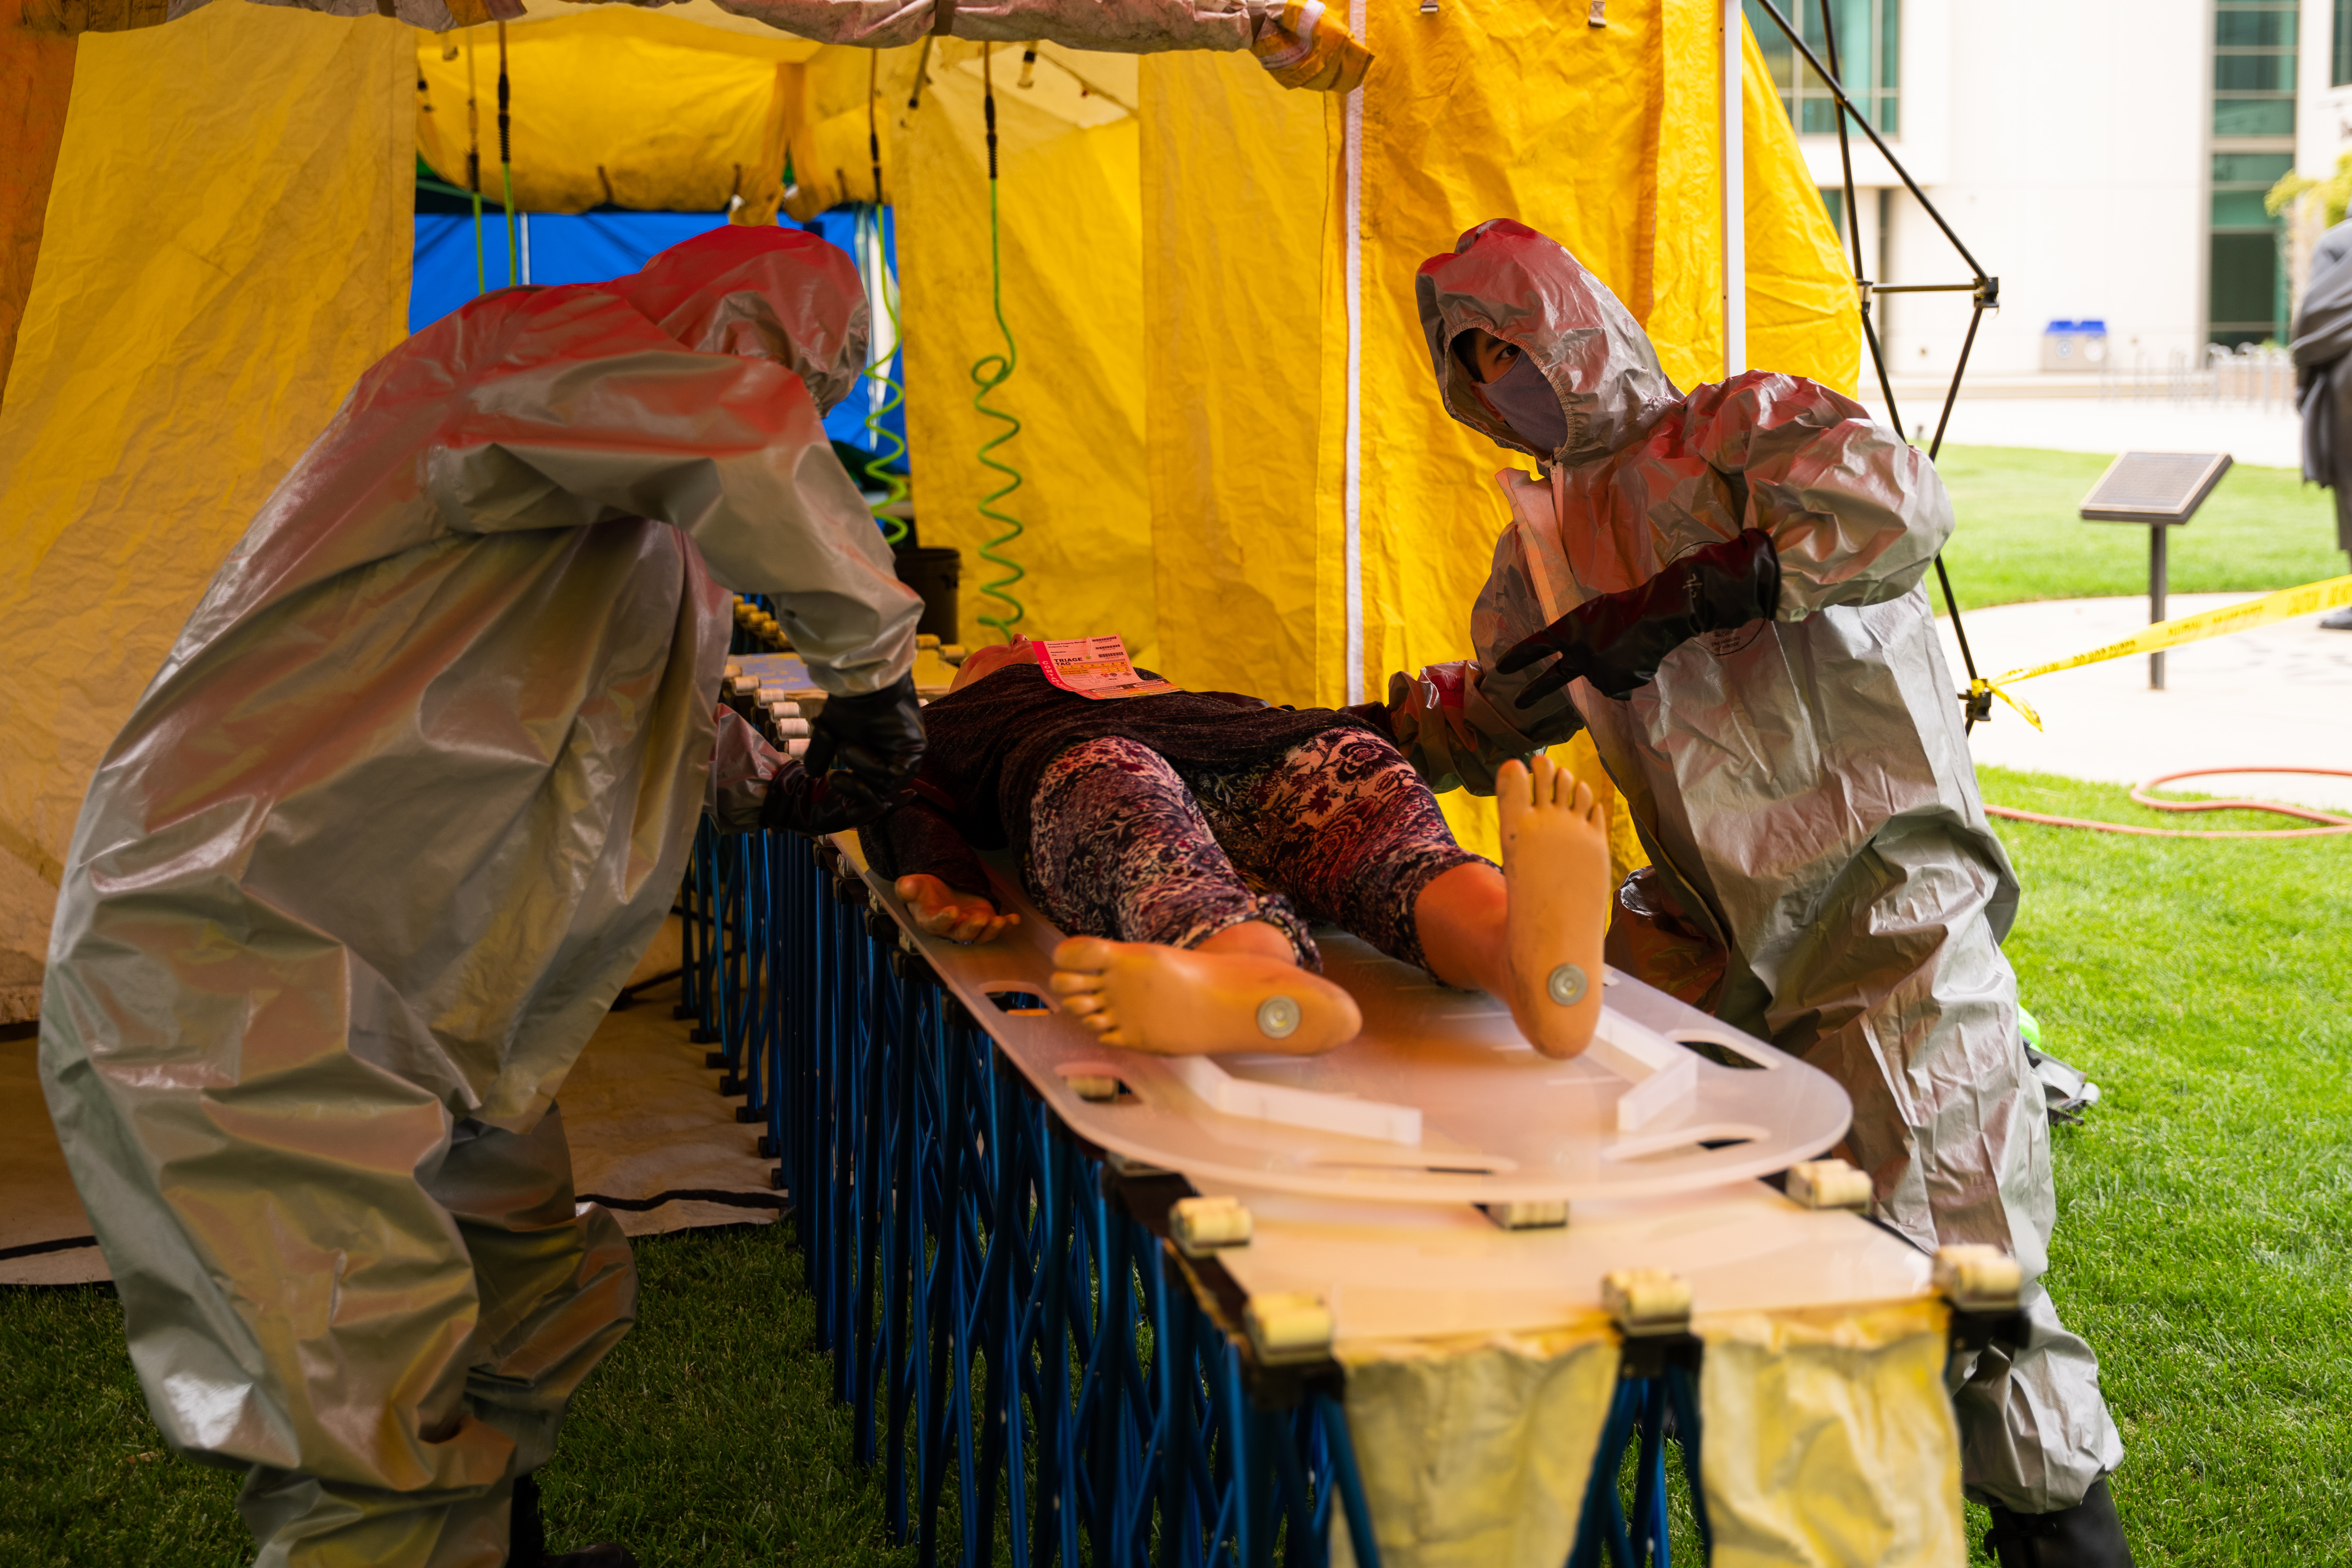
[{"xmin": 1986, "ymin": 767, "xmax": 2352, "ymax": 839}]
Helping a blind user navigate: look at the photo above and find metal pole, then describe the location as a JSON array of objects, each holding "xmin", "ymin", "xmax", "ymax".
[
  {"xmin": 2150, "ymin": 525, "xmax": 2168, "ymax": 690},
  {"xmin": 1720, "ymin": 0, "xmax": 1745, "ymax": 379}
]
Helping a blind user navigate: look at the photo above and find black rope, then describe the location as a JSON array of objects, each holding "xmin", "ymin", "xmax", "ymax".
[
  {"xmin": 1928, "ymin": 303, "xmax": 1992, "ymax": 714},
  {"xmin": 907, "ymin": 36, "xmax": 932, "ymax": 111},
  {"xmin": 869, "ymin": 50, "xmax": 885, "ymax": 204},
  {"xmin": 1929, "ymin": 303, "xmax": 1988, "ymax": 462},
  {"xmin": 578, "ymin": 1188, "xmax": 792, "ymax": 1214},
  {"xmin": 1747, "ymin": 0, "xmax": 1990, "ymax": 284},
  {"xmin": 1816, "ymin": 0, "xmax": 1867, "ymax": 297},
  {"xmin": 983, "ymin": 45, "xmax": 999, "ymax": 181},
  {"xmin": 0, "ymin": 1197, "xmax": 788, "ymax": 1265},
  {"xmin": 1761, "ymin": 0, "xmax": 1991, "ymax": 724}
]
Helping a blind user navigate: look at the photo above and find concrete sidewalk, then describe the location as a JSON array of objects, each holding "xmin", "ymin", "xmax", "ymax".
[{"xmin": 1937, "ymin": 592, "xmax": 2352, "ymax": 812}]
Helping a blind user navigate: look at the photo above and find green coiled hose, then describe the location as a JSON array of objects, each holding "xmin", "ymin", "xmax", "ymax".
[
  {"xmin": 857, "ymin": 200, "xmax": 909, "ymax": 542},
  {"xmin": 862, "ymin": 271, "xmax": 910, "ymax": 543},
  {"xmin": 970, "ymin": 48, "xmax": 1025, "ymax": 643}
]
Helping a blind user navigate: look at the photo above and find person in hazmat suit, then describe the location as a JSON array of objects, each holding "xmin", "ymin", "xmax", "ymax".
[
  {"xmin": 1381, "ymin": 219, "xmax": 2131, "ymax": 1567},
  {"xmin": 38, "ymin": 224, "xmax": 925, "ymax": 1568},
  {"xmin": 2291, "ymin": 216, "xmax": 2352, "ymax": 629}
]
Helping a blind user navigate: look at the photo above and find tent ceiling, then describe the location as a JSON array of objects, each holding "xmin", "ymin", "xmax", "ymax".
[
  {"xmin": 413, "ymin": 14, "xmax": 1136, "ymax": 219},
  {"xmin": 415, "ymin": 6, "xmax": 810, "ymax": 216},
  {"xmin": 28, "ymin": 0, "xmax": 1263, "ymax": 54},
  {"xmin": 949, "ymin": 39, "xmax": 1135, "ymax": 126}
]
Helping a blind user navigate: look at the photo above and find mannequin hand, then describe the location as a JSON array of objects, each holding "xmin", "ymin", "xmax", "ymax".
[
  {"xmin": 896, "ymin": 874, "xmax": 1020, "ymax": 945},
  {"xmin": 805, "ymin": 672, "xmax": 927, "ymax": 798},
  {"xmin": 1496, "ymin": 528, "xmax": 1780, "ymax": 706}
]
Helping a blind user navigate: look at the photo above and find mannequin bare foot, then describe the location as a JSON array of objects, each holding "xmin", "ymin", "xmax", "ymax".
[
  {"xmin": 1495, "ymin": 755, "xmax": 1611, "ymax": 1058},
  {"xmin": 1048, "ymin": 936, "xmax": 1362, "ymax": 1057}
]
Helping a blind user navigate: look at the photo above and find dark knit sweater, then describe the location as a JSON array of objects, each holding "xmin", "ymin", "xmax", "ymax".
[{"xmin": 864, "ymin": 662, "xmax": 1389, "ymax": 899}]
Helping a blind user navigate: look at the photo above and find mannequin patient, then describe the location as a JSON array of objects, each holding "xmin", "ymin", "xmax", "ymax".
[{"xmin": 861, "ymin": 637, "xmax": 1611, "ymax": 1059}]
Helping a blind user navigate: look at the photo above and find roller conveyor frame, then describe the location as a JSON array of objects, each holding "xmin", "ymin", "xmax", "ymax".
[{"xmin": 674, "ymin": 820, "xmax": 2023, "ymax": 1568}]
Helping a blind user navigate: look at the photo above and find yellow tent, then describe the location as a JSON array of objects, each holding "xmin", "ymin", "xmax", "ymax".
[
  {"xmin": 411, "ymin": 5, "xmax": 822, "ymax": 222},
  {"xmin": 0, "ymin": 1, "xmax": 414, "ymax": 1024},
  {"xmin": 0, "ymin": 0, "xmax": 1852, "ymax": 1017},
  {"xmin": 897, "ymin": 2, "xmax": 1852, "ymax": 852}
]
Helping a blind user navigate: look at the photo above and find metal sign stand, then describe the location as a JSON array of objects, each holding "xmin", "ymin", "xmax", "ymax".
[{"xmin": 2078, "ymin": 451, "xmax": 2233, "ymax": 689}]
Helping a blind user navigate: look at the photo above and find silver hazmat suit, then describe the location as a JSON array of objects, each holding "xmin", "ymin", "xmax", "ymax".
[
  {"xmin": 2291, "ymin": 219, "xmax": 2352, "ymax": 552},
  {"xmin": 38, "ymin": 225, "xmax": 922, "ymax": 1566},
  {"xmin": 1399, "ymin": 219, "xmax": 2122, "ymax": 1513}
]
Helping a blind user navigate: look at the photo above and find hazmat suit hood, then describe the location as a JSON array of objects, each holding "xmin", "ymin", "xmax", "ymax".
[
  {"xmin": 604, "ymin": 224, "xmax": 870, "ymax": 410},
  {"xmin": 1416, "ymin": 218, "xmax": 1680, "ymax": 470}
]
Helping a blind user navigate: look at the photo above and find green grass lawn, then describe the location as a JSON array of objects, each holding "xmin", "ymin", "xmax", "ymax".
[
  {"xmin": 1970, "ymin": 766, "xmax": 2352, "ymax": 1563},
  {"xmin": 1935, "ymin": 446, "xmax": 2346, "ymax": 611},
  {"xmin": 0, "ymin": 1225, "xmax": 921, "ymax": 1567},
  {"xmin": 7, "ymin": 766, "xmax": 2349, "ymax": 1565}
]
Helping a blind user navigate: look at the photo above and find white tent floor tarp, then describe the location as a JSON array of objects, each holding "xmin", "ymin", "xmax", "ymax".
[{"xmin": 0, "ymin": 926, "xmax": 780, "ymax": 1287}]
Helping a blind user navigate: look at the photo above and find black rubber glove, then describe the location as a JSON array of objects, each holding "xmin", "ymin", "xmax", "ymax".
[
  {"xmin": 759, "ymin": 758, "xmax": 897, "ymax": 837},
  {"xmin": 1494, "ymin": 529, "xmax": 1781, "ymax": 707},
  {"xmin": 803, "ymin": 670, "xmax": 927, "ymax": 804}
]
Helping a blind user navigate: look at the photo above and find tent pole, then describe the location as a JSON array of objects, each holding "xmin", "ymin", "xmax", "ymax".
[
  {"xmin": 466, "ymin": 27, "xmax": 484, "ymax": 295},
  {"xmin": 1719, "ymin": 0, "xmax": 1745, "ymax": 380},
  {"xmin": 1341, "ymin": 0, "xmax": 1367, "ymax": 707},
  {"xmin": 498, "ymin": 20, "xmax": 516, "ymax": 288}
]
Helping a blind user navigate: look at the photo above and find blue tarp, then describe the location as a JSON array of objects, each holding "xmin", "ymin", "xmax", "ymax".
[{"xmin": 411, "ymin": 207, "xmax": 906, "ymax": 459}]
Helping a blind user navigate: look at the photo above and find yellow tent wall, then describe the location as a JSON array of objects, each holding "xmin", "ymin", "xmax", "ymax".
[
  {"xmin": 0, "ymin": 0, "xmax": 412, "ymax": 1022},
  {"xmin": 1137, "ymin": 49, "xmax": 1334, "ymax": 706},
  {"xmin": 0, "ymin": 1, "xmax": 1856, "ymax": 1013},
  {"xmin": 780, "ymin": 40, "xmax": 924, "ymax": 216},
  {"xmin": 1740, "ymin": 21, "xmax": 1858, "ymax": 388},
  {"xmin": 1124, "ymin": 0, "xmax": 1855, "ymax": 857},
  {"xmin": 894, "ymin": 40, "xmax": 1161, "ymax": 663}
]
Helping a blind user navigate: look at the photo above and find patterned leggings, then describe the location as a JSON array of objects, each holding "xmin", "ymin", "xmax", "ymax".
[{"xmin": 1025, "ymin": 729, "xmax": 1488, "ymax": 973}]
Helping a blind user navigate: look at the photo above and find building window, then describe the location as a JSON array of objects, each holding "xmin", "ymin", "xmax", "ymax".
[
  {"xmin": 1744, "ymin": 0, "xmax": 1899, "ymax": 136},
  {"xmin": 2336, "ymin": 0, "xmax": 2352, "ymax": 88},
  {"xmin": 2213, "ymin": 0, "xmax": 2297, "ymax": 138},
  {"xmin": 2209, "ymin": 151, "xmax": 2294, "ymax": 346},
  {"xmin": 1819, "ymin": 186, "xmax": 1845, "ymax": 239}
]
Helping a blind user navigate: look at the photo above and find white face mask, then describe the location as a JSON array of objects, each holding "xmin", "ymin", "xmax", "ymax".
[{"xmin": 1479, "ymin": 351, "xmax": 1569, "ymax": 456}]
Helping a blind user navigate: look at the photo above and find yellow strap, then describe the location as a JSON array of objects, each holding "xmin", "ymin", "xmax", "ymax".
[{"xmin": 1969, "ymin": 572, "xmax": 2352, "ymax": 733}]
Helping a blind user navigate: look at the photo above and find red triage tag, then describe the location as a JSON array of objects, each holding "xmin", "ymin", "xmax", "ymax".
[{"xmin": 1034, "ymin": 635, "xmax": 1182, "ymax": 700}]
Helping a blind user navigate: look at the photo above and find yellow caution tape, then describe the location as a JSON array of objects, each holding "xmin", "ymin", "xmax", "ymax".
[{"xmin": 1968, "ymin": 573, "xmax": 2352, "ymax": 732}]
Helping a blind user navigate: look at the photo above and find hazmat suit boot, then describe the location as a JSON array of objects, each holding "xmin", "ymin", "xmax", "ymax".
[
  {"xmin": 1983, "ymin": 1476, "xmax": 2134, "ymax": 1568},
  {"xmin": 509, "ymin": 1472, "xmax": 638, "ymax": 1568},
  {"xmin": 511, "ymin": 1474, "xmax": 545, "ymax": 1565}
]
